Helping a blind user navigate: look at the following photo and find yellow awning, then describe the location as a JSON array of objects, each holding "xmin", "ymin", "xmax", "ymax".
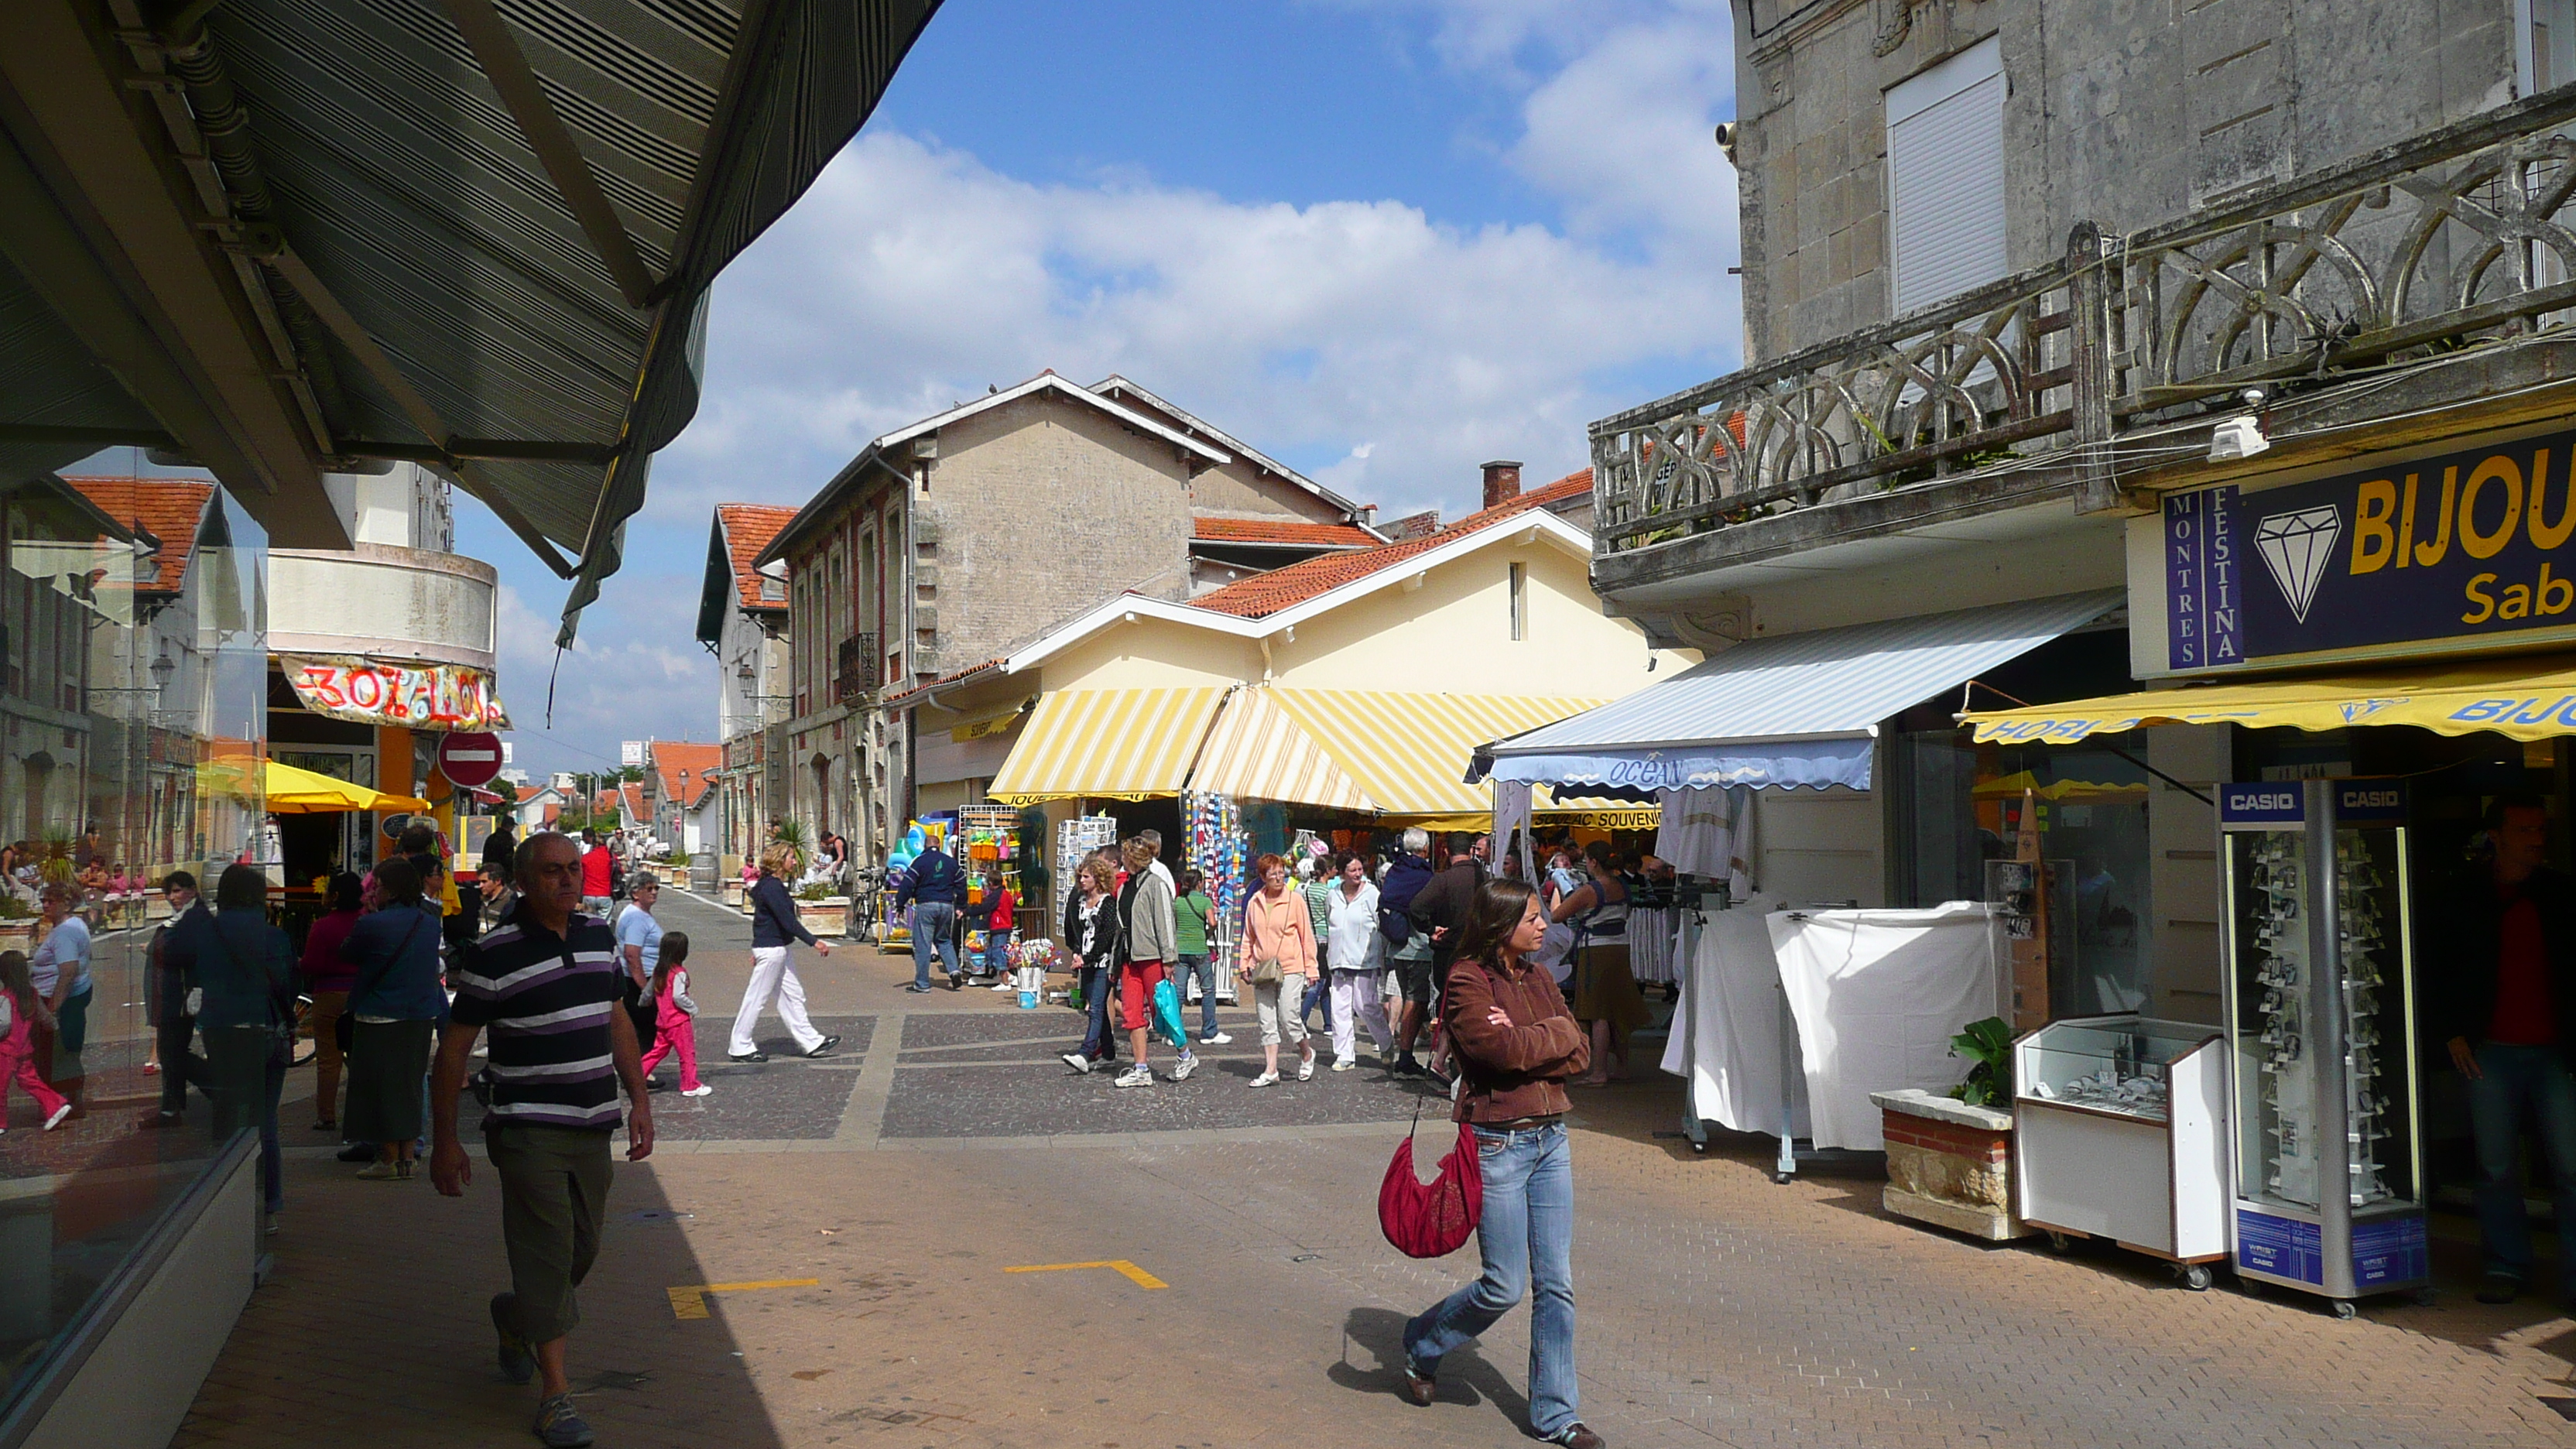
[
  {"xmin": 1189, "ymin": 687, "xmax": 1375, "ymax": 810},
  {"xmin": 262, "ymin": 759, "xmax": 432, "ymax": 814},
  {"xmin": 1961, "ymin": 653, "xmax": 2576, "ymax": 745},
  {"xmin": 1263, "ymin": 691, "xmax": 1608, "ymax": 818},
  {"xmin": 1969, "ymin": 770, "xmax": 2150, "ymax": 802},
  {"xmin": 986, "ymin": 688, "xmax": 1228, "ymax": 803}
]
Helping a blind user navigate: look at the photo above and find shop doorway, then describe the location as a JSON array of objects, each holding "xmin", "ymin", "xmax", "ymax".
[{"xmin": 272, "ymin": 748, "xmax": 376, "ymax": 882}]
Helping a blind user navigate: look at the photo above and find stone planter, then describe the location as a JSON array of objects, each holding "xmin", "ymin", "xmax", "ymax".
[
  {"xmin": 0, "ymin": 923, "xmax": 33, "ymax": 957},
  {"xmin": 794, "ymin": 898, "xmax": 848, "ymax": 938},
  {"xmin": 1872, "ymin": 1088, "xmax": 2027, "ymax": 1242},
  {"xmin": 722, "ymin": 880, "xmax": 745, "ymax": 909},
  {"xmin": 146, "ymin": 891, "xmax": 173, "ymax": 922}
]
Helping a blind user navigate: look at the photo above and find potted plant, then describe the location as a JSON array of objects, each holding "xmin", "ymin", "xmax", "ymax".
[
  {"xmin": 792, "ymin": 879, "xmax": 848, "ymax": 938},
  {"xmin": 1871, "ymin": 1016, "xmax": 2028, "ymax": 1242}
]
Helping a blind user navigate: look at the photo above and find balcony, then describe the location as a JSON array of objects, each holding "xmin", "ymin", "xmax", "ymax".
[
  {"xmin": 1592, "ymin": 87, "xmax": 2576, "ymax": 598},
  {"xmin": 268, "ymin": 543, "xmax": 498, "ymax": 673},
  {"xmin": 834, "ymin": 632, "xmax": 878, "ymax": 708}
]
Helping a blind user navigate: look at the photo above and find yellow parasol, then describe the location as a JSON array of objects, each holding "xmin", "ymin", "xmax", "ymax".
[
  {"xmin": 1971, "ymin": 769, "xmax": 2150, "ymax": 803},
  {"xmin": 262, "ymin": 759, "xmax": 431, "ymax": 815}
]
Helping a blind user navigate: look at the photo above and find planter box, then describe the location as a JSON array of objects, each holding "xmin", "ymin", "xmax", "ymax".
[
  {"xmin": 1872, "ymin": 1088, "xmax": 2028, "ymax": 1242},
  {"xmin": 722, "ymin": 881, "xmax": 745, "ymax": 909},
  {"xmin": 0, "ymin": 924, "xmax": 32, "ymax": 957},
  {"xmin": 794, "ymin": 898, "xmax": 848, "ymax": 937}
]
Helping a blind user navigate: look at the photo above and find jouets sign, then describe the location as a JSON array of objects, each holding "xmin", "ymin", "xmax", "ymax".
[
  {"xmin": 283, "ymin": 654, "xmax": 510, "ymax": 731},
  {"xmin": 2161, "ymin": 426, "xmax": 2576, "ymax": 669}
]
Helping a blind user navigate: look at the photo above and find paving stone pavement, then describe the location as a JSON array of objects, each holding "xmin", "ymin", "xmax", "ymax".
[{"xmin": 169, "ymin": 886, "xmax": 2576, "ymax": 1448}]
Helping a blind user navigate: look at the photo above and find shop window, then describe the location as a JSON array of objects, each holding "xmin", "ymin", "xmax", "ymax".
[
  {"xmin": 0, "ymin": 478, "xmax": 265, "ymax": 1416},
  {"xmin": 1509, "ymin": 562, "xmax": 1527, "ymax": 641}
]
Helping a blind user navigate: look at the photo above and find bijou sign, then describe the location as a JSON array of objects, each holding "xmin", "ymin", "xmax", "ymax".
[{"xmin": 2163, "ymin": 426, "xmax": 2576, "ymax": 671}]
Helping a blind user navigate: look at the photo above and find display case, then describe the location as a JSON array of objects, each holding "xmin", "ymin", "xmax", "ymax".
[
  {"xmin": 2218, "ymin": 779, "xmax": 2427, "ymax": 1316},
  {"xmin": 2013, "ymin": 1015, "xmax": 2229, "ymax": 1280}
]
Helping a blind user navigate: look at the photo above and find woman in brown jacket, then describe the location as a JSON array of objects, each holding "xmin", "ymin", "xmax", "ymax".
[{"xmin": 1397, "ymin": 878, "xmax": 1601, "ymax": 1449}]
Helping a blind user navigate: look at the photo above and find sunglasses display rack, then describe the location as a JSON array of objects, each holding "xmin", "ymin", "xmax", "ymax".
[{"xmin": 2218, "ymin": 779, "xmax": 2427, "ymax": 1317}]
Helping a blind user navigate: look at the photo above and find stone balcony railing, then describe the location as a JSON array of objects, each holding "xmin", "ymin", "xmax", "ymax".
[
  {"xmin": 268, "ymin": 543, "xmax": 498, "ymax": 672},
  {"xmin": 1593, "ymin": 85, "xmax": 2576, "ymax": 566}
]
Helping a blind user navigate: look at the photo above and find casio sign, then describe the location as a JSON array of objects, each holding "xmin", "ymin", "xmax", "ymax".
[
  {"xmin": 2343, "ymin": 789, "xmax": 2400, "ymax": 809},
  {"xmin": 2239, "ymin": 791, "xmax": 2297, "ymax": 810}
]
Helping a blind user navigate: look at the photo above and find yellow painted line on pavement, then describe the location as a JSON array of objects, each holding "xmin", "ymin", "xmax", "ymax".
[
  {"xmin": 667, "ymin": 1278, "xmax": 821, "ymax": 1320},
  {"xmin": 1003, "ymin": 1259, "xmax": 1167, "ymax": 1290}
]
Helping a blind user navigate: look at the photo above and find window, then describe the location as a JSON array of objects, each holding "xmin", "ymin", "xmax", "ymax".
[
  {"xmin": 1508, "ymin": 562, "xmax": 1527, "ymax": 641},
  {"xmin": 2523, "ymin": 0, "xmax": 2576, "ymax": 94},
  {"xmin": 1886, "ymin": 36, "xmax": 2007, "ymax": 316}
]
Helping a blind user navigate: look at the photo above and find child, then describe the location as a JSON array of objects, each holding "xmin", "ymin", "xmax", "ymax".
[
  {"xmin": 636, "ymin": 932, "xmax": 709, "ymax": 1098},
  {"xmin": 0, "ymin": 952, "xmax": 70, "ymax": 1131}
]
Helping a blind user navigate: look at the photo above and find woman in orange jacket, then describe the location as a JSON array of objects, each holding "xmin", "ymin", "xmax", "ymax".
[{"xmin": 1235, "ymin": 853, "xmax": 1318, "ymax": 1087}]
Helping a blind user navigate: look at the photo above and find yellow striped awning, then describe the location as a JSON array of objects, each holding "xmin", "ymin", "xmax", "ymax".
[
  {"xmin": 1262, "ymin": 691, "xmax": 1608, "ymax": 819},
  {"xmin": 986, "ymin": 688, "xmax": 1227, "ymax": 803},
  {"xmin": 1961, "ymin": 653, "xmax": 2576, "ymax": 745},
  {"xmin": 1189, "ymin": 687, "xmax": 1375, "ymax": 810}
]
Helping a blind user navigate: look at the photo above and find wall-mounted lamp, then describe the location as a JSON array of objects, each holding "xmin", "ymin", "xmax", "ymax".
[{"xmin": 2208, "ymin": 388, "xmax": 2270, "ymax": 463}]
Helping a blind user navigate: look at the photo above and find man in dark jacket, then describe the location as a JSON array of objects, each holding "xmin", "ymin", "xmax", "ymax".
[
  {"xmin": 2429, "ymin": 793, "xmax": 2576, "ymax": 1305},
  {"xmin": 897, "ymin": 841, "xmax": 964, "ymax": 992},
  {"xmin": 1379, "ymin": 829, "xmax": 1438, "ymax": 1075},
  {"xmin": 1406, "ymin": 832, "xmax": 1487, "ymax": 1079}
]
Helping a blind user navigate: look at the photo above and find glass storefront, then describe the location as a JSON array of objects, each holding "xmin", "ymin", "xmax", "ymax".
[{"xmin": 0, "ymin": 475, "xmax": 265, "ymax": 1411}]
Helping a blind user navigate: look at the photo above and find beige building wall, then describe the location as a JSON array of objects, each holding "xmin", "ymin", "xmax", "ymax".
[{"xmin": 1187, "ymin": 455, "xmax": 1345, "ymax": 523}]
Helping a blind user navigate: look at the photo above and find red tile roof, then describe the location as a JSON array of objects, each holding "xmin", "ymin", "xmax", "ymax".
[
  {"xmin": 1191, "ymin": 469, "xmax": 1592, "ymax": 619},
  {"xmin": 718, "ymin": 504, "xmax": 796, "ymax": 613},
  {"xmin": 58, "ymin": 477, "xmax": 216, "ymax": 593},
  {"xmin": 1191, "ymin": 516, "xmax": 1378, "ymax": 549},
  {"xmin": 880, "ymin": 656, "xmax": 1008, "ymax": 707},
  {"xmin": 649, "ymin": 742, "xmax": 721, "ymax": 808}
]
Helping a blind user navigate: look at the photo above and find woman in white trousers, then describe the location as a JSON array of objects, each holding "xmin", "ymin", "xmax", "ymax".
[
  {"xmin": 1323, "ymin": 852, "xmax": 1392, "ymax": 1070},
  {"xmin": 731, "ymin": 843, "xmax": 840, "ymax": 1063}
]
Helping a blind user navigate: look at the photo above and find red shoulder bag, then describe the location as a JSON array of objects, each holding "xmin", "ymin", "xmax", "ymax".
[{"xmin": 1379, "ymin": 1081, "xmax": 1483, "ymax": 1258}]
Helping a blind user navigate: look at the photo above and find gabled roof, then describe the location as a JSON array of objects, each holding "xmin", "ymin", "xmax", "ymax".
[
  {"xmin": 886, "ymin": 470, "xmax": 1598, "ymax": 706},
  {"xmin": 697, "ymin": 503, "xmax": 796, "ymax": 644},
  {"xmin": 1193, "ymin": 469, "xmax": 1591, "ymax": 620},
  {"xmin": 760, "ymin": 372, "xmax": 1233, "ymax": 566},
  {"xmin": 649, "ymin": 742, "xmax": 722, "ymax": 808},
  {"xmin": 1192, "ymin": 517, "xmax": 1379, "ymax": 550},
  {"xmin": 1091, "ymin": 375, "xmax": 1376, "ymax": 529},
  {"xmin": 59, "ymin": 477, "xmax": 216, "ymax": 593}
]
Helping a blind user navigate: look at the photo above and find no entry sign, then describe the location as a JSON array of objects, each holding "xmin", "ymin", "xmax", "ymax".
[{"xmin": 436, "ymin": 731, "xmax": 505, "ymax": 789}]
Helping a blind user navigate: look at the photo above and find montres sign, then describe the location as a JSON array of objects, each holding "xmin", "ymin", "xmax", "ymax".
[{"xmin": 2160, "ymin": 426, "xmax": 2576, "ymax": 672}]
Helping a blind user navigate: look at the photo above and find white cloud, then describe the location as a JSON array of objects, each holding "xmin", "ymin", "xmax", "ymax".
[{"xmin": 502, "ymin": 0, "xmax": 1743, "ymax": 778}]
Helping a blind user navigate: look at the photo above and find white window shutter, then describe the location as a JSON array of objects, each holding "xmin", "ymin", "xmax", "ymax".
[{"xmin": 1886, "ymin": 37, "xmax": 2007, "ymax": 316}]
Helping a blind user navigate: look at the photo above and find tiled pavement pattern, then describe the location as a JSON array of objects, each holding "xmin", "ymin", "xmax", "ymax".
[{"xmin": 172, "ymin": 884, "xmax": 2576, "ymax": 1447}]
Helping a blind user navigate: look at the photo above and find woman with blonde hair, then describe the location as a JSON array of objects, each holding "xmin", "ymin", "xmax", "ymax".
[
  {"xmin": 1059, "ymin": 853, "xmax": 1123, "ymax": 1074},
  {"xmin": 729, "ymin": 840, "xmax": 838, "ymax": 1064},
  {"xmin": 1236, "ymin": 853, "xmax": 1318, "ymax": 1087}
]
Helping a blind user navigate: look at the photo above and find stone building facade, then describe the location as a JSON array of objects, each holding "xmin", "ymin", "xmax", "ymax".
[
  {"xmin": 758, "ymin": 372, "xmax": 1376, "ymax": 863},
  {"xmin": 1734, "ymin": 0, "xmax": 2531, "ymax": 361}
]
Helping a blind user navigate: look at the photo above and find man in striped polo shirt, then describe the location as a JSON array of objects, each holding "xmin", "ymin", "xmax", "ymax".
[{"xmin": 432, "ymin": 831, "xmax": 653, "ymax": 1449}]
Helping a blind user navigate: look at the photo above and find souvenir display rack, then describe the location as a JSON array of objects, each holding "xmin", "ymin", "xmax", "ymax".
[
  {"xmin": 2013, "ymin": 1015, "xmax": 2229, "ymax": 1284},
  {"xmin": 957, "ymin": 805, "xmax": 1021, "ymax": 960},
  {"xmin": 1053, "ymin": 815, "xmax": 1118, "ymax": 920},
  {"xmin": 1184, "ymin": 791, "xmax": 1245, "ymax": 1005},
  {"xmin": 2218, "ymin": 779, "xmax": 2427, "ymax": 1316}
]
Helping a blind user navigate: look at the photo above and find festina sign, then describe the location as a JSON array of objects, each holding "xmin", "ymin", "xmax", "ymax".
[{"xmin": 2161, "ymin": 425, "xmax": 2576, "ymax": 670}]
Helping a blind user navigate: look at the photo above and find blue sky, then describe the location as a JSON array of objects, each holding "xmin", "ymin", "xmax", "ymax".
[{"xmin": 207, "ymin": 1, "xmax": 1749, "ymax": 779}]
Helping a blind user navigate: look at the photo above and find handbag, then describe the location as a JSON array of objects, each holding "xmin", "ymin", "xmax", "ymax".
[
  {"xmin": 1379, "ymin": 1093, "xmax": 1483, "ymax": 1259},
  {"xmin": 1149, "ymin": 978, "xmax": 1189, "ymax": 1050}
]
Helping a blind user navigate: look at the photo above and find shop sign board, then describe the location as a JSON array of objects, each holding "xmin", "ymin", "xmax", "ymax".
[
  {"xmin": 283, "ymin": 654, "xmax": 510, "ymax": 731},
  {"xmin": 2162, "ymin": 426, "xmax": 2576, "ymax": 669}
]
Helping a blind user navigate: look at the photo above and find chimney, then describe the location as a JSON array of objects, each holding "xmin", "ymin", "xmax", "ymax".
[
  {"xmin": 1389, "ymin": 509, "xmax": 1442, "ymax": 540},
  {"xmin": 1481, "ymin": 460, "xmax": 1523, "ymax": 510},
  {"xmin": 1357, "ymin": 504, "xmax": 1378, "ymax": 530}
]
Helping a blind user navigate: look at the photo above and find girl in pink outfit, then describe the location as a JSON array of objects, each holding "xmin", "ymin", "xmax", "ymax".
[
  {"xmin": 0, "ymin": 952, "xmax": 70, "ymax": 1131},
  {"xmin": 637, "ymin": 933, "xmax": 710, "ymax": 1097}
]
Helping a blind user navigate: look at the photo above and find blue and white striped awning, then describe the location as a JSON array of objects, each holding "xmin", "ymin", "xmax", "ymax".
[{"xmin": 1479, "ymin": 591, "xmax": 2124, "ymax": 791}]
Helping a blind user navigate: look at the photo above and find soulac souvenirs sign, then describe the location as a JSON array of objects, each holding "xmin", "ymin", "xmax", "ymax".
[{"xmin": 2163, "ymin": 426, "xmax": 2576, "ymax": 670}]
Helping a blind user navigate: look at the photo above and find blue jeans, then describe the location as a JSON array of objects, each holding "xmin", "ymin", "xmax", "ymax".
[
  {"xmin": 984, "ymin": 928, "xmax": 1014, "ymax": 977},
  {"xmin": 1078, "ymin": 965, "xmax": 1118, "ymax": 1063},
  {"xmin": 1174, "ymin": 954, "xmax": 1216, "ymax": 1035},
  {"xmin": 1405, "ymin": 1120, "xmax": 1577, "ymax": 1437},
  {"xmin": 2469, "ymin": 1042, "xmax": 2576, "ymax": 1292},
  {"xmin": 910, "ymin": 901, "xmax": 960, "ymax": 988}
]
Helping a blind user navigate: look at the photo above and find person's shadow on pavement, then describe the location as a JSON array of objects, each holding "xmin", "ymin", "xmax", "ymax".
[{"xmin": 1329, "ymin": 1305, "xmax": 1530, "ymax": 1423}]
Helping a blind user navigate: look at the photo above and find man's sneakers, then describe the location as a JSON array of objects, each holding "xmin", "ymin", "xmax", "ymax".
[
  {"xmin": 903, "ymin": 982, "xmax": 935, "ymax": 994},
  {"xmin": 533, "ymin": 1392, "xmax": 595, "ymax": 1447},
  {"xmin": 1061, "ymin": 1052, "xmax": 1096, "ymax": 1074},
  {"xmin": 490, "ymin": 1293, "xmax": 535, "ymax": 1385},
  {"xmin": 1168, "ymin": 1051, "xmax": 1198, "ymax": 1082},
  {"xmin": 728, "ymin": 1050, "xmax": 769, "ymax": 1064},
  {"xmin": 42, "ymin": 1102, "xmax": 74, "ymax": 1131},
  {"xmin": 1112, "ymin": 1064, "xmax": 1153, "ymax": 1088},
  {"xmin": 1544, "ymin": 1423, "xmax": 1605, "ymax": 1448},
  {"xmin": 2477, "ymin": 1273, "xmax": 2521, "ymax": 1304},
  {"xmin": 1200, "ymin": 1029, "xmax": 1232, "ymax": 1045},
  {"xmin": 1331, "ymin": 1057, "xmax": 1358, "ymax": 1072},
  {"xmin": 805, "ymin": 1034, "xmax": 841, "ymax": 1059}
]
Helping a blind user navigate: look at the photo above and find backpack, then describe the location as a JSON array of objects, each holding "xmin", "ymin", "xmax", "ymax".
[{"xmin": 1378, "ymin": 855, "xmax": 1431, "ymax": 949}]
